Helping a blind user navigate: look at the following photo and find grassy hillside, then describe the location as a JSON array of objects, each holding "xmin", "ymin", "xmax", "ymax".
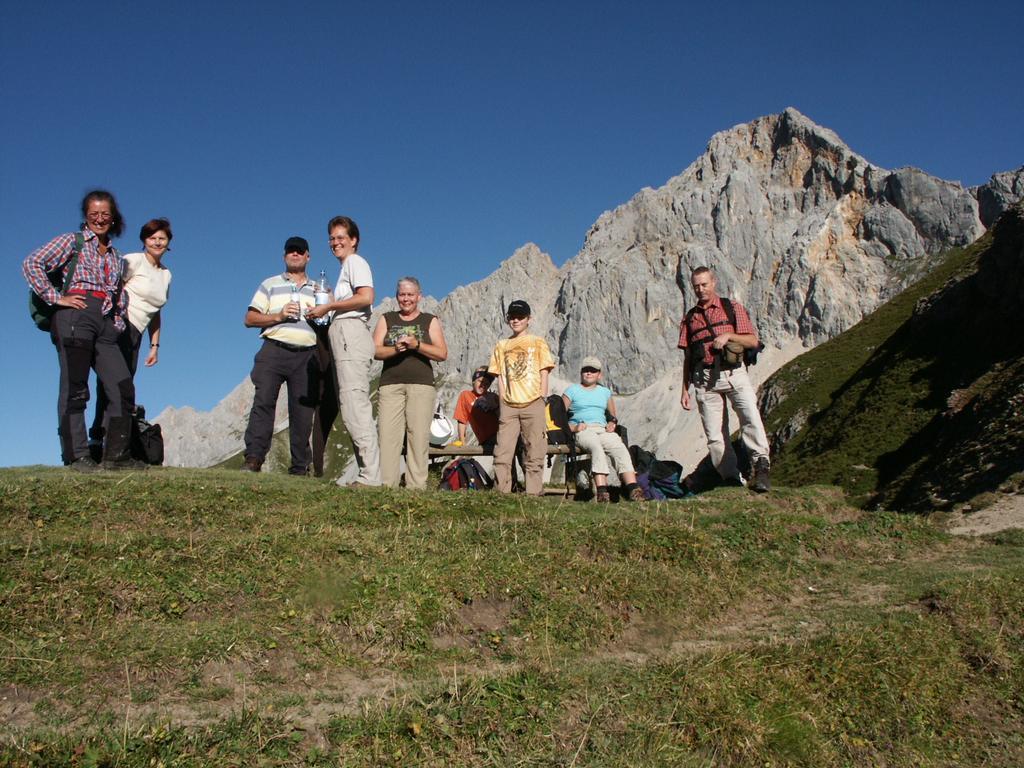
[
  {"xmin": 764, "ymin": 203, "xmax": 1024, "ymax": 509},
  {"xmin": 2, "ymin": 468, "xmax": 1023, "ymax": 766}
]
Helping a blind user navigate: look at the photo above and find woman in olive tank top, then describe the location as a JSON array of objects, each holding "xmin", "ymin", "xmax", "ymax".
[{"xmin": 372, "ymin": 277, "xmax": 448, "ymax": 488}]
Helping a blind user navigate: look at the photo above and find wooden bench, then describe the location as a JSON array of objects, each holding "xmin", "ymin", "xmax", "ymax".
[
  {"xmin": 428, "ymin": 444, "xmax": 577, "ymax": 458},
  {"xmin": 428, "ymin": 444, "xmax": 587, "ymax": 496}
]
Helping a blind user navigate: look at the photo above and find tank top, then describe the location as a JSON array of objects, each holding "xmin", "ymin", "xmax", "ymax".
[{"xmin": 380, "ymin": 311, "xmax": 435, "ymax": 387}]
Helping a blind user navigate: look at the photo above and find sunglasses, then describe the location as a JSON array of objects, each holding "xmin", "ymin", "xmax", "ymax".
[{"xmin": 581, "ymin": 367, "xmax": 600, "ymax": 374}]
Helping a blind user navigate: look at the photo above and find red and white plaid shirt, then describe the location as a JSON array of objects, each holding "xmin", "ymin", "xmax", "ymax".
[
  {"xmin": 23, "ymin": 229, "xmax": 127, "ymax": 331},
  {"xmin": 678, "ymin": 296, "xmax": 756, "ymax": 366}
]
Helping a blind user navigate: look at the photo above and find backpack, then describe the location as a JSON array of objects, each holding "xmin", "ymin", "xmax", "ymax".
[
  {"xmin": 29, "ymin": 233, "xmax": 84, "ymax": 331},
  {"xmin": 544, "ymin": 394, "xmax": 574, "ymax": 447},
  {"xmin": 439, "ymin": 458, "xmax": 494, "ymax": 491},
  {"xmin": 648, "ymin": 458, "xmax": 688, "ymax": 499},
  {"xmin": 630, "ymin": 445, "xmax": 690, "ymax": 500},
  {"xmin": 131, "ymin": 406, "xmax": 164, "ymax": 465},
  {"xmin": 685, "ymin": 297, "xmax": 764, "ymax": 368}
]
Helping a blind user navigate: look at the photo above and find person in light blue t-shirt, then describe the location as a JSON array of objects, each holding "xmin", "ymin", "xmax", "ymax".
[{"xmin": 562, "ymin": 356, "xmax": 644, "ymax": 503}]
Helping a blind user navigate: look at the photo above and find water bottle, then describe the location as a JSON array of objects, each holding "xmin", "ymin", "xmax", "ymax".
[
  {"xmin": 314, "ymin": 270, "xmax": 331, "ymax": 326},
  {"xmin": 290, "ymin": 282, "xmax": 302, "ymax": 322}
]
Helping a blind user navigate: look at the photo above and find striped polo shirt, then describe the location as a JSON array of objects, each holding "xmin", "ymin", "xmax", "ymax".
[{"xmin": 249, "ymin": 273, "xmax": 317, "ymax": 348}]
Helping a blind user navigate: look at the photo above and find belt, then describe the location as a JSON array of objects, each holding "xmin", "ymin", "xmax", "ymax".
[
  {"xmin": 67, "ymin": 289, "xmax": 107, "ymax": 299},
  {"xmin": 266, "ymin": 338, "xmax": 314, "ymax": 352}
]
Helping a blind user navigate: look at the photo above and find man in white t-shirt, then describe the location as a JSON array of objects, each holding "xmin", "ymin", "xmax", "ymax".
[{"xmin": 305, "ymin": 216, "xmax": 381, "ymax": 487}]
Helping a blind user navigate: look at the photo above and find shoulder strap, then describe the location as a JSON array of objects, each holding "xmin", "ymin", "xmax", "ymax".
[
  {"xmin": 60, "ymin": 233, "xmax": 85, "ymax": 292},
  {"xmin": 719, "ymin": 297, "xmax": 737, "ymax": 329}
]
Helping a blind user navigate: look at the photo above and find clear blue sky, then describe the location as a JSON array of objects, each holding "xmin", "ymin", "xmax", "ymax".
[{"xmin": 2, "ymin": 0, "xmax": 1021, "ymax": 467}]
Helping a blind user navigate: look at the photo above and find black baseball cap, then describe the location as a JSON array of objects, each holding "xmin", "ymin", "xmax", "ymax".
[
  {"xmin": 284, "ymin": 236, "xmax": 309, "ymax": 254},
  {"xmin": 506, "ymin": 299, "xmax": 531, "ymax": 317}
]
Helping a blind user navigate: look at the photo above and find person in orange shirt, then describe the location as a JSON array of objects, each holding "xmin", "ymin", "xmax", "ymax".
[{"xmin": 452, "ymin": 367, "xmax": 499, "ymax": 451}]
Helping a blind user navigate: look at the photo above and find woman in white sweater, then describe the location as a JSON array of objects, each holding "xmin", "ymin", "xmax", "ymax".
[{"xmin": 90, "ymin": 218, "xmax": 173, "ymax": 444}]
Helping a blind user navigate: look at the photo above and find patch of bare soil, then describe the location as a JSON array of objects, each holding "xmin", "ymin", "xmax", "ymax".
[
  {"xmin": 947, "ymin": 493, "xmax": 1024, "ymax": 537},
  {"xmin": 432, "ymin": 596, "xmax": 513, "ymax": 651},
  {"xmin": 0, "ymin": 653, "xmax": 407, "ymax": 744},
  {"xmin": 596, "ymin": 581, "xmax": 896, "ymax": 662}
]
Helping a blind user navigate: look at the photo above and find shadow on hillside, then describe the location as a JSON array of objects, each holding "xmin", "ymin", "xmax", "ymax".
[
  {"xmin": 871, "ymin": 206, "xmax": 1024, "ymax": 510},
  {"xmin": 772, "ymin": 203, "xmax": 1024, "ymax": 509}
]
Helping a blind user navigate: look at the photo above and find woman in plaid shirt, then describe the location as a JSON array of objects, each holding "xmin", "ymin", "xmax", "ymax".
[{"xmin": 22, "ymin": 190, "xmax": 140, "ymax": 472}]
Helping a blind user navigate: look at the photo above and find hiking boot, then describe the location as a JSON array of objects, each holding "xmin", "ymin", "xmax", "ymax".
[
  {"xmin": 102, "ymin": 456, "xmax": 148, "ymax": 471},
  {"xmin": 242, "ymin": 457, "xmax": 263, "ymax": 473},
  {"xmin": 595, "ymin": 487, "xmax": 611, "ymax": 503},
  {"xmin": 70, "ymin": 456, "xmax": 101, "ymax": 474},
  {"xmin": 751, "ymin": 458, "xmax": 771, "ymax": 493},
  {"xmin": 629, "ymin": 485, "xmax": 647, "ymax": 502},
  {"xmin": 101, "ymin": 416, "xmax": 147, "ymax": 471}
]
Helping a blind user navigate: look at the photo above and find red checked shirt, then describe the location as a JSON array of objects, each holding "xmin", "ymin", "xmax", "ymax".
[
  {"xmin": 23, "ymin": 229, "xmax": 128, "ymax": 331},
  {"xmin": 678, "ymin": 296, "xmax": 757, "ymax": 366}
]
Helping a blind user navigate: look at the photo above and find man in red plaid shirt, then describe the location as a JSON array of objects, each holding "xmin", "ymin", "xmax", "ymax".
[{"xmin": 679, "ymin": 266, "xmax": 770, "ymax": 492}]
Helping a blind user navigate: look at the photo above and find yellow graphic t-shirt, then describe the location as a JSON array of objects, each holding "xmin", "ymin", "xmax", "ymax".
[{"xmin": 488, "ymin": 334, "xmax": 555, "ymax": 406}]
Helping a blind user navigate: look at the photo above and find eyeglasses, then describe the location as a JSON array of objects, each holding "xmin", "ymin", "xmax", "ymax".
[
  {"xmin": 581, "ymin": 367, "xmax": 600, "ymax": 374},
  {"xmin": 507, "ymin": 315, "xmax": 529, "ymax": 322},
  {"xmin": 87, "ymin": 212, "xmax": 113, "ymax": 221}
]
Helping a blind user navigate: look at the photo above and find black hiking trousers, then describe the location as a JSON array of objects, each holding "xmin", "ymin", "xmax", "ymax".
[{"xmin": 51, "ymin": 295, "xmax": 135, "ymax": 464}]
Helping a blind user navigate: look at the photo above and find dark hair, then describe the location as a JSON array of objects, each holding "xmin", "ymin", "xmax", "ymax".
[
  {"xmin": 327, "ymin": 215, "xmax": 360, "ymax": 248},
  {"xmin": 80, "ymin": 189, "xmax": 125, "ymax": 238},
  {"xmin": 140, "ymin": 218, "xmax": 173, "ymax": 243}
]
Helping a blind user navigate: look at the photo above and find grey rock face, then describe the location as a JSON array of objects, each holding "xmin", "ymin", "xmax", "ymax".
[
  {"xmin": 431, "ymin": 243, "xmax": 561, "ymax": 387},
  {"xmin": 973, "ymin": 167, "xmax": 1024, "ymax": 228},
  {"xmin": 158, "ymin": 108, "xmax": 998, "ymax": 471},
  {"xmin": 157, "ymin": 377, "xmax": 283, "ymax": 468}
]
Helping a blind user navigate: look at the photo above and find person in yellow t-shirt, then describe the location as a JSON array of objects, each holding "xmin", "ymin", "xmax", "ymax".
[{"xmin": 487, "ymin": 300, "xmax": 555, "ymax": 495}]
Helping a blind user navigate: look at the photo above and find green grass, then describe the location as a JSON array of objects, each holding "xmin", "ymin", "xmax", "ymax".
[{"xmin": 1, "ymin": 468, "xmax": 1023, "ymax": 765}]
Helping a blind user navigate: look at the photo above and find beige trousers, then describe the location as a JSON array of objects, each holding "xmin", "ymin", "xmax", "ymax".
[
  {"xmin": 328, "ymin": 317, "xmax": 381, "ymax": 485},
  {"xmin": 493, "ymin": 397, "xmax": 547, "ymax": 495},
  {"xmin": 574, "ymin": 426, "xmax": 634, "ymax": 477},
  {"xmin": 377, "ymin": 383, "xmax": 436, "ymax": 489},
  {"xmin": 694, "ymin": 365, "xmax": 770, "ymax": 481}
]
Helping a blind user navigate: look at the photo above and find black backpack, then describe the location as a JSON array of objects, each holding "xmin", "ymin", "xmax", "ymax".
[
  {"xmin": 131, "ymin": 406, "xmax": 164, "ymax": 465},
  {"xmin": 544, "ymin": 395, "xmax": 574, "ymax": 447},
  {"xmin": 439, "ymin": 458, "xmax": 494, "ymax": 491},
  {"xmin": 29, "ymin": 233, "xmax": 84, "ymax": 332}
]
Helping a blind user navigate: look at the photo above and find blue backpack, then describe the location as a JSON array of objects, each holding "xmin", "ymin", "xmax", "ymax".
[{"xmin": 631, "ymin": 446, "xmax": 692, "ymax": 500}]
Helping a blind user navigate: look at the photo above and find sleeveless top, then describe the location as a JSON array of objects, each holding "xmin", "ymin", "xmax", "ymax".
[{"xmin": 380, "ymin": 311, "xmax": 435, "ymax": 387}]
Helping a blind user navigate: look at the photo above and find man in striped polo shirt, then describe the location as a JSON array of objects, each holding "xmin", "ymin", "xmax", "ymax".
[{"xmin": 242, "ymin": 236, "xmax": 318, "ymax": 475}]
